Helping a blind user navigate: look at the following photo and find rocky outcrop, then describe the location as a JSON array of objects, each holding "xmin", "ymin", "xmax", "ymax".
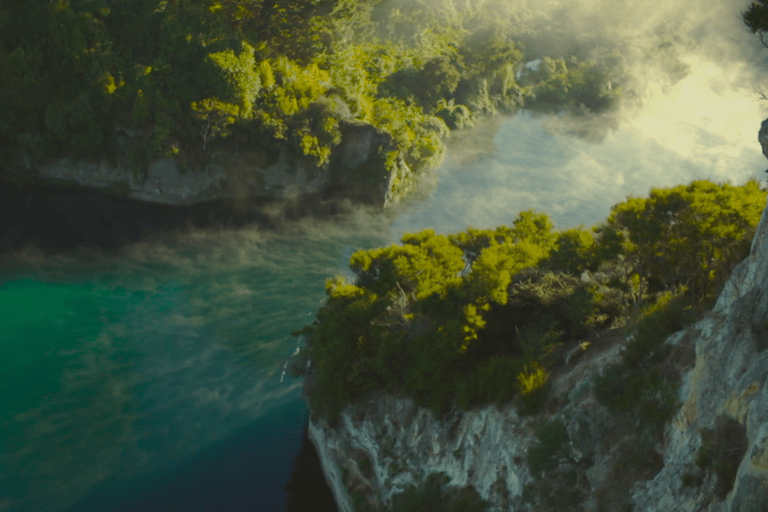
[
  {"xmin": 759, "ymin": 118, "xmax": 768, "ymax": 161},
  {"xmin": 325, "ymin": 121, "xmax": 413, "ymax": 207},
  {"xmin": 309, "ymin": 392, "xmax": 541, "ymax": 512},
  {"xmin": 307, "ymin": 153, "xmax": 768, "ymax": 511},
  {"xmin": 3, "ymin": 121, "xmax": 408, "ymax": 208}
]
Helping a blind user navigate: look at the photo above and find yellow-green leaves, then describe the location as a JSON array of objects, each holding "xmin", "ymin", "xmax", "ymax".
[
  {"xmin": 258, "ymin": 60, "xmax": 275, "ymax": 89},
  {"xmin": 190, "ymin": 98, "xmax": 239, "ymax": 150},
  {"xmin": 100, "ymin": 73, "xmax": 121, "ymax": 94},
  {"xmin": 208, "ymin": 41, "xmax": 260, "ymax": 118},
  {"xmin": 246, "ymin": 56, "xmax": 342, "ymax": 164},
  {"xmin": 517, "ymin": 361, "xmax": 550, "ymax": 395},
  {"xmin": 350, "ymin": 230, "xmax": 464, "ymax": 301},
  {"xmin": 465, "ymin": 210, "xmax": 556, "ymax": 306},
  {"xmin": 325, "ymin": 275, "xmax": 366, "ymax": 300},
  {"xmin": 601, "ymin": 179, "xmax": 765, "ymax": 303},
  {"xmin": 460, "ymin": 303, "xmax": 489, "ymax": 352},
  {"xmin": 541, "ymin": 226, "xmax": 595, "ymax": 275}
]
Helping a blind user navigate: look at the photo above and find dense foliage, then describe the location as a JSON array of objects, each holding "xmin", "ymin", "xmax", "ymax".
[
  {"xmin": 1, "ymin": 0, "xmax": 670, "ymax": 191},
  {"xmin": 298, "ymin": 179, "xmax": 765, "ymax": 423},
  {"xmin": 743, "ymin": 0, "xmax": 768, "ymax": 37}
]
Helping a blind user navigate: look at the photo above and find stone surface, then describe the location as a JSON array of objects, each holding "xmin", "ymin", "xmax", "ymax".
[
  {"xmin": 325, "ymin": 121, "xmax": 413, "ymax": 207},
  {"xmin": 5, "ymin": 121, "xmax": 404, "ymax": 207}
]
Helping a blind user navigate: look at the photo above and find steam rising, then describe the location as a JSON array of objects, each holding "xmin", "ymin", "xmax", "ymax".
[{"xmin": 392, "ymin": 0, "xmax": 768, "ymax": 236}]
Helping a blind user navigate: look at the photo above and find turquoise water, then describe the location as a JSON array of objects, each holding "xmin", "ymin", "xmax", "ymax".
[
  {"xmin": 1, "ymin": 105, "xmax": 763, "ymax": 511},
  {"xmin": 0, "ymin": 221, "xmax": 390, "ymax": 512}
]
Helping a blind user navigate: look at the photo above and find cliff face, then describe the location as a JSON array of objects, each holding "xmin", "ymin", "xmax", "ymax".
[
  {"xmin": 632, "ymin": 197, "xmax": 768, "ymax": 512},
  {"xmin": 308, "ymin": 195, "xmax": 768, "ymax": 511},
  {"xmin": 4, "ymin": 121, "xmax": 410, "ymax": 208}
]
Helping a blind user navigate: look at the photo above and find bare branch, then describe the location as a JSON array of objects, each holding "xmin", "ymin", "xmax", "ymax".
[{"xmin": 756, "ymin": 85, "xmax": 768, "ymax": 102}]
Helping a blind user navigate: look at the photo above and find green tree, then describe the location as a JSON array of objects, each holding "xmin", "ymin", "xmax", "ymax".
[
  {"xmin": 595, "ymin": 179, "xmax": 765, "ymax": 305},
  {"xmin": 207, "ymin": 41, "xmax": 261, "ymax": 118},
  {"xmin": 190, "ymin": 98, "xmax": 240, "ymax": 151},
  {"xmin": 540, "ymin": 226, "xmax": 597, "ymax": 275},
  {"xmin": 743, "ymin": 0, "xmax": 768, "ymax": 41}
]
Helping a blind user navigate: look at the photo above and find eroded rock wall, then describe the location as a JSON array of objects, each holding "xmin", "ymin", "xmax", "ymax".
[
  {"xmin": 4, "ymin": 121, "xmax": 403, "ymax": 207},
  {"xmin": 631, "ymin": 191, "xmax": 768, "ymax": 512}
]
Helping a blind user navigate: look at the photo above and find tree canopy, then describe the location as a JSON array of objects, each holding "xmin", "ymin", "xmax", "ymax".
[
  {"xmin": 743, "ymin": 0, "xmax": 768, "ymax": 38},
  {"xmin": 2, "ymin": 0, "xmax": 672, "ymax": 197},
  {"xmin": 298, "ymin": 179, "xmax": 766, "ymax": 423}
]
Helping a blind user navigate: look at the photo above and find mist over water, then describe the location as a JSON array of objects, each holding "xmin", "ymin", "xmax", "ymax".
[
  {"xmin": 4, "ymin": 1, "xmax": 768, "ymax": 510},
  {"xmin": 393, "ymin": 32, "xmax": 768, "ymax": 236},
  {"xmin": 0, "ymin": 219, "xmax": 390, "ymax": 512}
]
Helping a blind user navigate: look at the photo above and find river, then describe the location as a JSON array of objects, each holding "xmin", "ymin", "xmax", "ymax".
[{"xmin": 1, "ymin": 54, "xmax": 765, "ymax": 511}]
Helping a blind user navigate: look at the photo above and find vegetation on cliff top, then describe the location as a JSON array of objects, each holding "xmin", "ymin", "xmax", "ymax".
[
  {"xmin": 295, "ymin": 179, "xmax": 766, "ymax": 423},
  {"xmin": 1, "ymin": 0, "xmax": 686, "ymax": 194}
]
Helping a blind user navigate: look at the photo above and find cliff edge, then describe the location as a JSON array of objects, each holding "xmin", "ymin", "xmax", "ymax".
[
  {"xmin": 2, "ymin": 121, "xmax": 411, "ymax": 209},
  {"xmin": 308, "ymin": 138, "xmax": 768, "ymax": 512}
]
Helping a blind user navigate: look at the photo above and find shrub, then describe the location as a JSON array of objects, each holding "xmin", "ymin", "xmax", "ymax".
[
  {"xmin": 527, "ymin": 419, "xmax": 570, "ymax": 476},
  {"xmin": 384, "ymin": 473, "xmax": 489, "ymax": 512},
  {"xmin": 517, "ymin": 361, "xmax": 549, "ymax": 395},
  {"xmin": 454, "ymin": 356, "xmax": 523, "ymax": 409},
  {"xmin": 695, "ymin": 415, "xmax": 748, "ymax": 500},
  {"xmin": 593, "ymin": 288, "xmax": 695, "ymax": 427}
]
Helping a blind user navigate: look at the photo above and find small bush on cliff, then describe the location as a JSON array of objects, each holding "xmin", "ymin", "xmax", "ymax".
[
  {"xmin": 453, "ymin": 356, "xmax": 523, "ymax": 410},
  {"xmin": 527, "ymin": 419, "xmax": 571, "ymax": 476},
  {"xmin": 383, "ymin": 472, "xmax": 489, "ymax": 512},
  {"xmin": 524, "ymin": 418, "xmax": 585, "ymax": 509},
  {"xmin": 515, "ymin": 360, "xmax": 552, "ymax": 416},
  {"xmin": 695, "ymin": 415, "xmax": 748, "ymax": 500},
  {"xmin": 593, "ymin": 288, "xmax": 692, "ymax": 428}
]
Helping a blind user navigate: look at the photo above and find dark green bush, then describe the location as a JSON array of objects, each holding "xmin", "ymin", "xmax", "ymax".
[
  {"xmin": 695, "ymin": 415, "xmax": 748, "ymax": 500},
  {"xmin": 454, "ymin": 356, "xmax": 524, "ymax": 410},
  {"xmin": 516, "ymin": 376, "xmax": 552, "ymax": 417},
  {"xmin": 384, "ymin": 473, "xmax": 489, "ymax": 512},
  {"xmin": 593, "ymin": 289, "xmax": 697, "ymax": 427},
  {"xmin": 527, "ymin": 419, "xmax": 570, "ymax": 476}
]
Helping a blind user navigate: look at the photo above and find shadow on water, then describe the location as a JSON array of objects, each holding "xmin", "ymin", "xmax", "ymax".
[
  {"xmin": 0, "ymin": 184, "xmax": 361, "ymax": 257},
  {"xmin": 283, "ymin": 418, "xmax": 339, "ymax": 512},
  {"xmin": 61, "ymin": 401, "xmax": 336, "ymax": 512}
]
